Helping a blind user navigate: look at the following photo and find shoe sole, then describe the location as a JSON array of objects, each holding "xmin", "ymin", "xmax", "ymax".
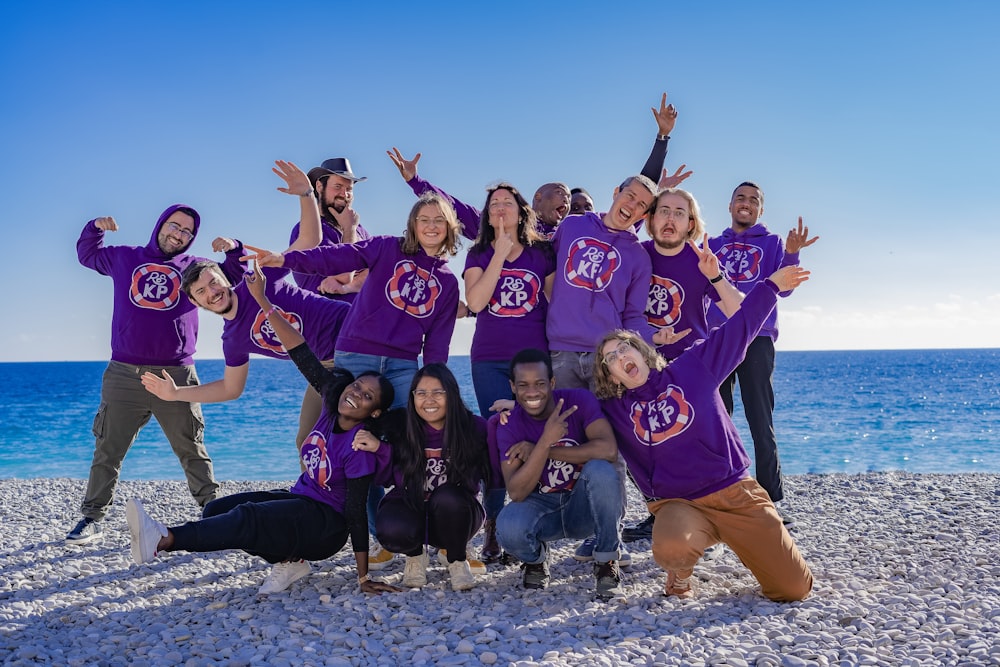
[
  {"xmin": 125, "ymin": 499, "xmax": 155, "ymax": 565},
  {"xmin": 259, "ymin": 565, "xmax": 311, "ymax": 594},
  {"xmin": 65, "ymin": 532, "xmax": 103, "ymax": 546}
]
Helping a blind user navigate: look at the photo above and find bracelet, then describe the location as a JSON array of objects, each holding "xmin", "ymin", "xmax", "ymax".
[
  {"xmin": 299, "ymin": 189, "xmax": 314, "ymax": 198},
  {"xmin": 358, "ymin": 573, "xmax": 372, "ymax": 585},
  {"xmin": 264, "ymin": 306, "xmax": 277, "ymax": 318},
  {"xmin": 710, "ymin": 274, "xmax": 724, "ymax": 284},
  {"xmin": 657, "ymin": 133, "xmax": 670, "ymax": 142}
]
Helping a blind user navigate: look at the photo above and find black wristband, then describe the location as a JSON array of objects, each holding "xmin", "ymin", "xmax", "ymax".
[{"xmin": 710, "ymin": 274, "xmax": 724, "ymax": 284}]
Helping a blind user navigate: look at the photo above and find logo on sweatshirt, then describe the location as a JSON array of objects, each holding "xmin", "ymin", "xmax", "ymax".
[
  {"xmin": 301, "ymin": 430, "xmax": 332, "ymax": 488},
  {"xmin": 386, "ymin": 260, "xmax": 442, "ymax": 317},
  {"xmin": 715, "ymin": 242, "xmax": 763, "ymax": 283},
  {"xmin": 538, "ymin": 439, "xmax": 582, "ymax": 493},
  {"xmin": 130, "ymin": 263, "xmax": 183, "ymax": 310},
  {"xmin": 424, "ymin": 448, "xmax": 447, "ymax": 496},
  {"xmin": 564, "ymin": 237, "xmax": 620, "ymax": 291},
  {"xmin": 629, "ymin": 385, "xmax": 694, "ymax": 445},
  {"xmin": 251, "ymin": 307, "xmax": 303, "ymax": 357},
  {"xmin": 489, "ymin": 268, "xmax": 543, "ymax": 317},
  {"xmin": 646, "ymin": 274, "xmax": 684, "ymax": 328}
]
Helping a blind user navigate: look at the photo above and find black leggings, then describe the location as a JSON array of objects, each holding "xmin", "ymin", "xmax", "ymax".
[
  {"xmin": 169, "ymin": 490, "xmax": 348, "ymax": 564},
  {"xmin": 375, "ymin": 485, "xmax": 484, "ymax": 561}
]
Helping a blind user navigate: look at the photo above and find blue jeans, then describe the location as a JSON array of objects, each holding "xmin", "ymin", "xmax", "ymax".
[
  {"xmin": 496, "ymin": 460, "xmax": 623, "ymax": 564},
  {"xmin": 470, "ymin": 359, "xmax": 513, "ymax": 416},
  {"xmin": 549, "ymin": 350, "xmax": 596, "ymax": 391},
  {"xmin": 333, "ymin": 350, "xmax": 418, "ymax": 535}
]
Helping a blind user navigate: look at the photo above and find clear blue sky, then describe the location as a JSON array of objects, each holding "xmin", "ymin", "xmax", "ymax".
[{"xmin": 2, "ymin": 1, "xmax": 997, "ymax": 361}]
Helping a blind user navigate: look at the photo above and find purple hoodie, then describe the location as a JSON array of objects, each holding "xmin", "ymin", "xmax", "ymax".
[
  {"xmin": 77, "ymin": 205, "xmax": 244, "ymax": 366},
  {"xmin": 288, "ymin": 217, "xmax": 372, "ymax": 303},
  {"xmin": 600, "ymin": 280, "xmax": 780, "ymax": 501},
  {"xmin": 706, "ymin": 223, "xmax": 798, "ymax": 340}
]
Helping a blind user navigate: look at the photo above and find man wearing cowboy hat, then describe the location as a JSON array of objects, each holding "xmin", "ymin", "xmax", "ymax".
[{"xmin": 289, "ymin": 157, "xmax": 371, "ymax": 302}]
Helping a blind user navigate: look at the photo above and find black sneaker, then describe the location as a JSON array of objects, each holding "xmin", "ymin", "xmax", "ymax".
[
  {"xmin": 66, "ymin": 517, "xmax": 103, "ymax": 545},
  {"xmin": 499, "ymin": 551, "xmax": 521, "ymax": 567},
  {"xmin": 594, "ymin": 561, "xmax": 624, "ymax": 600},
  {"xmin": 521, "ymin": 561, "xmax": 549, "ymax": 590},
  {"xmin": 622, "ymin": 514, "xmax": 654, "ymax": 542},
  {"xmin": 775, "ymin": 502, "xmax": 797, "ymax": 530}
]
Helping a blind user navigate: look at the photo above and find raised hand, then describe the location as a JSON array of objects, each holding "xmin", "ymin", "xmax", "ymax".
[
  {"xmin": 386, "ymin": 147, "xmax": 421, "ymax": 182},
  {"xmin": 272, "ymin": 160, "xmax": 312, "ymax": 196},
  {"xmin": 769, "ymin": 265, "xmax": 811, "ymax": 292},
  {"xmin": 212, "ymin": 237, "xmax": 237, "ymax": 253},
  {"xmin": 244, "ymin": 259, "xmax": 267, "ymax": 301},
  {"xmin": 785, "ymin": 217, "xmax": 819, "ymax": 254},
  {"xmin": 141, "ymin": 370, "xmax": 178, "ymax": 401},
  {"xmin": 540, "ymin": 398, "xmax": 577, "ymax": 446},
  {"xmin": 651, "ymin": 92, "xmax": 679, "ymax": 137},
  {"xmin": 658, "ymin": 164, "xmax": 693, "ymax": 190},
  {"xmin": 652, "ymin": 326, "xmax": 692, "ymax": 347},
  {"xmin": 94, "ymin": 216, "xmax": 118, "ymax": 232},
  {"xmin": 241, "ymin": 244, "xmax": 285, "ymax": 268},
  {"xmin": 690, "ymin": 233, "xmax": 721, "ymax": 279}
]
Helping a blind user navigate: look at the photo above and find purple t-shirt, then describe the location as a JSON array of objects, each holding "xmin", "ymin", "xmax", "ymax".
[
  {"xmin": 282, "ymin": 236, "xmax": 459, "ymax": 363},
  {"xmin": 600, "ymin": 281, "xmax": 780, "ymax": 501},
  {"xmin": 382, "ymin": 416, "xmax": 489, "ymax": 498},
  {"xmin": 643, "ymin": 240, "xmax": 723, "ymax": 360},
  {"xmin": 289, "ymin": 217, "xmax": 372, "ymax": 303},
  {"xmin": 221, "ymin": 268, "xmax": 350, "ymax": 367},
  {"xmin": 707, "ymin": 223, "xmax": 798, "ymax": 340},
  {"xmin": 495, "ymin": 388, "xmax": 605, "ymax": 494},
  {"xmin": 290, "ymin": 410, "xmax": 377, "ymax": 512},
  {"xmin": 463, "ymin": 244, "xmax": 554, "ymax": 361},
  {"xmin": 547, "ymin": 212, "xmax": 654, "ymax": 351}
]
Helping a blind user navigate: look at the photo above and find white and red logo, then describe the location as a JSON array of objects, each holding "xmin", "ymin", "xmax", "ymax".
[
  {"xmin": 385, "ymin": 260, "xmax": 441, "ymax": 318},
  {"xmin": 538, "ymin": 439, "xmax": 582, "ymax": 493},
  {"xmin": 130, "ymin": 263, "xmax": 183, "ymax": 310},
  {"xmin": 716, "ymin": 243, "xmax": 764, "ymax": 283},
  {"xmin": 646, "ymin": 274, "xmax": 684, "ymax": 328},
  {"xmin": 250, "ymin": 307, "xmax": 303, "ymax": 357},
  {"xmin": 628, "ymin": 385, "xmax": 694, "ymax": 446},
  {"xmin": 489, "ymin": 268, "xmax": 542, "ymax": 317},
  {"xmin": 301, "ymin": 430, "xmax": 332, "ymax": 488},
  {"xmin": 563, "ymin": 237, "xmax": 620, "ymax": 291}
]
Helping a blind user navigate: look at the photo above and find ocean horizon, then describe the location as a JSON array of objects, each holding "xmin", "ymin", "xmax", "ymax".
[{"xmin": 3, "ymin": 349, "xmax": 997, "ymax": 481}]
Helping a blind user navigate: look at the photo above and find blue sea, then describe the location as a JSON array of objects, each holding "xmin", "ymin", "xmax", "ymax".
[{"xmin": 2, "ymin": 350, "xmax": 997, "ymax": 481}]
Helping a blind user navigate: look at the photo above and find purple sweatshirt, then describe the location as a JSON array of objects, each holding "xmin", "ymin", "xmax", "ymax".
[
  {"xmin": 643, "ymin": 241, "xmax": 723, "ymax": 360},
  {"xmin": 77, "ymin": 205, "xmax": 244, "ymax": 366},
  {"xmin": 221, "ymin": 268, "xmax": 350, "ymax": 367},
  {"xmin": 547, "ymin": 212, "xmax": 655, "ymax": 351},
  {"xmin": 495, "ymin": 389, "xmax": 606, "ymax": 493},
  {"xmin": 406, "ymin": 175, "xmax": 482, "ymax": 241},
  {"xmin": 463, "ymin": 244, "xmax": 555, "ymax": 361},
  {"xmin": 707, "ymin": 223, "xmax": 798, "ymax": 340},
  {"xmin": 289, "ymin": 217, "xmax": 372, "ymax": 303},
  {"xmin": 282, "ymin": 236, "xmax": 458, "ymax": 363},
  {"xmin": 290, "ymin": 410, "xmax": 377, "ymax": 512},
  {"xmin": 600, "ymin": 281, "xmax": 780, "ymax": 501}
]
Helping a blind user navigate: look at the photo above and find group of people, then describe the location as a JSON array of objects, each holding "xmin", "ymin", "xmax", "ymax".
[{"xmin": 67, "ymin": 93, "xmax": 819, "ymax": 603}]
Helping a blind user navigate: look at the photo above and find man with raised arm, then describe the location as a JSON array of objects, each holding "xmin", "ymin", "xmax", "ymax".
[{"xmin": 67, "ymin": 183, "xmax": 247, "ymax": 545}]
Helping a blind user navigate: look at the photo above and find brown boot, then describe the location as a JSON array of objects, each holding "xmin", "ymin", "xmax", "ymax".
[{"xmin": 480, "ymin": 519, "xmax": 501, "ymax": 563}]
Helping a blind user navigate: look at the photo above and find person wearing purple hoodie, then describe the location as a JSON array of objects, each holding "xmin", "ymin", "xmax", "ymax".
[
  {"xmin": 593, "ymin": 264, "xmax": 814, "ymax": 601},
  {"xmin": 706, "ymin": 182, "xmax": 819, "ymax": 522},
  {"xmin": 68, "ymin": 200, "xmax": 246, "ymax": 545}
]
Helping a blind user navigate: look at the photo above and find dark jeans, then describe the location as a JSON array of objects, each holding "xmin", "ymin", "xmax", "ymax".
[
  {"xmin": 375, "ymin": 485, "xmax": 484, "ymax": 561},
  {"xmin": 719, "ymin": 336, "xmax": 783, "ymax": 503},
  {"xmin": 169, "ymin": 490, "xmax": 348, "ymax": 564}
]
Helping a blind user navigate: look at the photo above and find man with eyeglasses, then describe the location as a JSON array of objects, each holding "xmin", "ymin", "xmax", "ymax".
[{"xmin": 67, "ymin": 203, "xmax": 246, "ymax": 545}]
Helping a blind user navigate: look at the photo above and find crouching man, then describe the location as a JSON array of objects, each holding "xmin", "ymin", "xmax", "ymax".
[{"xmin": 492, "ymin": 348, "xmax": 625, "ymax": 600}]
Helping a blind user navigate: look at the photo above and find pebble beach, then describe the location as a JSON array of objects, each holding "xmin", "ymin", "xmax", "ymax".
[{"xmin": 1, "ymin": 473, "xmax": 998, "ymax": 667}]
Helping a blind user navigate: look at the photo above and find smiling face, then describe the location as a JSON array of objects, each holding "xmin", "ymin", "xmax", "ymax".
[
  {"xmin": 729, "ymin": 184, "xmax": 764, "ymax": 231},
  {"xmin": 412, "ymin": 375, "xmax": 447, "ymax": 430},
  {"xmin": 648, "ymin": 193, "xmax": 694, "ymax": 252},
  {"xmin": 605, "ymin": 180, "xmax": 655, "ymax": 231},
  {"xmin": 570, "ymin": 191, "xmax": 594, "ymax": 215},
  {"xmin": 413, "ymin": 202, "xmax": 448, "ymax": 255},
  {"xmin": 187, "ymin": 267, "xmax": 234, "ymax": 315},
  {"xmin": 510, "ymin": 361, "xmax": 556, "ymax": 420},
  {"xmin": 337, "ymin": 376, "xmax": 384, "ymax": 426},
  {"xmin": 157, "ymin": 211, "xmax": 196, "ymax": 255},
  {"xmin": 600, "ymin": 338, "xmax": 650, "ymax": 390},
  {"xmin": 318, "ymin": 174, "xmax": 354, "ymax": 215}
]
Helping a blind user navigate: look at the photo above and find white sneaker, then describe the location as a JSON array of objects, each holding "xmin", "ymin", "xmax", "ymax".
[
  {"xmin": 369, "ymin": 541, "xmax": 396, "ymax": 571},
  {"xmin": 448, "ymin": 559, "xmax": 475, "ymax": 591},
  {"xmin": 125, "ymin": 498, "xmax": 167, "ymax": 565},
  {"xmin": 703, "ymin": 543, "xmax": 725, "ymax": 561},
  {"xmin": 437, "ymin": 548, "xmax": 487, "ymax": 575},
  {"xmin": 402, "ymin": 550, "xmax": 428, "ymax": 588},
  {"xmin": 258, "ymin": 560, "xmax": 311, "ymax": 594}
]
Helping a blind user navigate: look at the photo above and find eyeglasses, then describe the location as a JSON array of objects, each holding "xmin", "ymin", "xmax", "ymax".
[
  {"xmin": 164, "ymin": 221, "xmax": 195, "ymax": 241},
  {"xmin": 601, "ymin": 341, "xmax": 633, "ymax": 366},
  {"xmin": 415, "ymin": 216, "xmax": 448, "ymax": 227},
  {"xmin": 655, "ymin": 206, "xmax": 689, "ymax": 220},
  {"xmin": 413, "ymin": 389, "xmax": 447, "ymax": 400}
]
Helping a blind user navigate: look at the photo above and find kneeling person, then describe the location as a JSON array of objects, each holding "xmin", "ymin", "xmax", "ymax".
[{"xmin": 493, "ymin": 349, "xmax": 624, "ymax": 600}]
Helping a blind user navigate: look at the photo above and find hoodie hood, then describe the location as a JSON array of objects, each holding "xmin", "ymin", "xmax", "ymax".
[
  {"xmin": 148, "ymin": 204, "xmax": 201, "ymax": 258},
  {"xmin": 721, "ymin": 221, "xmax": 770, "ymax": 241}
]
